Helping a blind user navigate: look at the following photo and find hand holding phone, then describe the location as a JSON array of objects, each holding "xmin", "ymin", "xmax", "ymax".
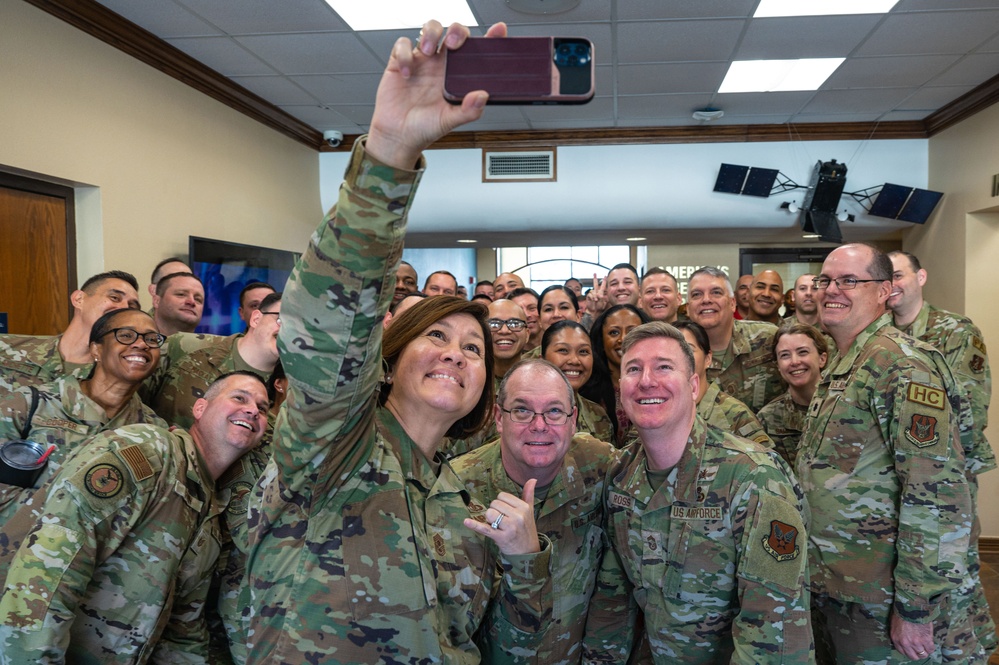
[{"xmin": 444, "ymin": 37, "xmax": 595, "ymax": 105}]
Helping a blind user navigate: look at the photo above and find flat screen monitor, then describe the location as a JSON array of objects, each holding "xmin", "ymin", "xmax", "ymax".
[
  {"xmin": 189, "ymin": 236, "xmax": 300, "ymax": 336},
  {"xmin": 897, "ymin": 189, "xmax": 943, "ymax": 224},
  {"xmin": 869, "ymin": 183, "xmax": 912, "ymax": 219},
  {"xmin": 713, "ymin": 164, "xmax": 749, "ymax": 194}
]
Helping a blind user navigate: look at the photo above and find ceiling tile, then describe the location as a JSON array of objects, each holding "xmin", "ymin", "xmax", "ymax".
[
  {"xmin": 855, "ymin": 10, "xmax": 999, "ymax": 57},
  {"xmin": 897, "ymin": 85, "xmax": 976, "ymax": 110},
  {"xmin": 877, "ymin": 110, "xmax": 932, "ymax": 121},
  {"xmin": 328, "ymin": 104, "xmax": 376, "ymax": 125},
  {"xmin": 278, "ymin": 104, "xmax": 356, "ymax": 128},
  {"xmin": 617, "ymin": 20, "xmax": 747, "ymax": 64},
  {"xmin": 616, "ymin": 93, "xmax": 716, "ymax": 119},
  {"xmin": 521, "ymin": 96, "xmax": 616, "ymax": 122},
  {"xmin": 164, "ymin": 37, "xmax": 278, "ymax": 76},
  {"xmin": 714, "ymin": 91, "xmax": 816, "ymax": 116},
  {"xmin": 896, "ymin": 0, "xmax": 999, "ymax": 10},
  {"xmin": 801, "ymin": 87, "xmax": 913, "ymax": 114},
  {"xmin": 617, "ymin": 0, "xmax": 758, "ymax": 21},
  {"xmin": 931, "ymin": 53, "xmax": 999, "ymax": 86},
  {"xmin": 825, "ymin": 55, "xmax": 960, "ymax": 88},
  {"xmin": 791, "ymin": 112, "xmax": 885, "ymax": 123},
  {"xmin": 96, "ymin": 0, "xmax": 222, "ymax": 38},
  {"xmin": 177, "ymin": 0, "xmax": 348, "ymax": 34},
  {"xmin": 229, "ymin": 76, "xmax": 318, "ymax": 105},
  {"xmin": 355, "ymin": 28, "xmax": 424, "ymax": 63},
  {"xmin": 618, "ymin": 62, "xmax": 729, "ymax": 95},
  {"xmin": 234, "ymin": 33, "xmax": 384, "ymax": 75},
  {"xmin": 737, "ymin": 15, "xmax": 880, "ymax": 60},
  {"xmin": 290, "ymin": 74, "xmax": 381, "ymax": 105},
  {"xmin": 468, "ymin": 0, "xmax": 612, "ymax": 25}
]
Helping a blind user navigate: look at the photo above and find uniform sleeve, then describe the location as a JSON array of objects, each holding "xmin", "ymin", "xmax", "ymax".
[
  {"xmin": 884, "ymin": 361, "xmax": 972, "ymax": 623},
  {"xmin": 953, "ymin": 328, "xmax": 993, "ymax": 474},
  {"xmin": 581, "ymin": 534, "xmax": 638, "ymax": 663},
  {"xmin": 0, "ymin": 450, "xmax": 140, "ymax": 662},
  {"xmin": 732, "ymin": 468, "xmax": 814, "ymax": 664},
  {"xmin": 268, "ymin": 138, "xmax": 422, "ymax": 493}
]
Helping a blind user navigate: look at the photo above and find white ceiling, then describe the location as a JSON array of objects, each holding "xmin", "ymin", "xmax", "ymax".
[{"xmin": 91, "ymin": 0, "xmax": 999, "ymax": 135}]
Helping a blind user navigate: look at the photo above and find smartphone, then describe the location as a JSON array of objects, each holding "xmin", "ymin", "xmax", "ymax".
[{"xmin": 444, "ymin": 37, "xmax": 594, "ymax": 105}]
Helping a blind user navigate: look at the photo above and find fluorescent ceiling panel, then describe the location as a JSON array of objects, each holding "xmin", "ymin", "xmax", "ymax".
[
  {"xmin": 325, "ymin": 0, "xmax": 477, "ymax": 31},
  {"xmin": 754, "ymin": 1, "xmax": 899, "ymax": 18},
  {"xmin": 719, "ymin": 59, "xmax": 845, "ymax": 93}
]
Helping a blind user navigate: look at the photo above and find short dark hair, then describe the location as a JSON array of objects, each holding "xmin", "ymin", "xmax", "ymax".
[
  {"xmin": 89, "ymin": 307, "xmax": 156, "ymax": 345},
  {"xmin": 423, "ymin": 270, "xmax": 458, "ymax": 291},
  {"xmin": 641, "ymin": 267, "xmax": 679, "ymax": 290},
  {"xmin": 381, "ymin": 296, "xmax": 494, "ymax": 439},
  {"xmin": 150, "ymin": 257, "xmax": 189, "ymax": 284},
  {"xmin": 608, "ymin": 263, "xmax": 639, "ymax": 280},
  {"xmin": 475, "ymin": 280, "xmax": 493, "ymax": 289},
  {"xmin": 266, "ymin": 360, "xmax": 286, "ymax": 404},
  {"xmin": 240, "ymin": 282, "xmax": 276, "ymax": 307},
  {"xmin": 81, "ymin": 270, "xmax": 139, "ymax": 294},
  {"xmin": 888, "ymin": 250, "xmax": 921, "ymax": 272},
  {"xmin": 541, "ymin": 320, "xmax": 590, "ymax": 357},
  {"xmin": 203, "ymin": 370, "xmax": 267, "ymax": 401},
  {"xmin": 470, "ymin": 293, "xmax": 493, "ymax": 303},
  {"xmin": 508, "ymin": 287, "xmax": 539, "ymax": 303},
  {"xmin": 258, "ymin": 292, "xmax": 282, "ymax": 312},
  {"xmin": 672, "ymin": 319, "xmax": 710, "ymax": 355},
  {"xmin": 156, "ymin": 271, "xmax": 201, "ymax": 297}
]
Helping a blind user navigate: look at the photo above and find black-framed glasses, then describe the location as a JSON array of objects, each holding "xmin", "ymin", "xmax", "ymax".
[
  {"xmin": 500, "ymin": 406, "xmax": 574, "ymax": 425},
  {"xmin": 260, "ymin": 311, "xmax": 282, "ymax": 325},
  {"xmin": 488, "ymin": 318, "xmax": 527, "ymax": 332},
  {"xmin": 100, "ymin": 327, "xmax": 166, "ymax": 348},
  {"xmin": 812, "ymin": 277, "xmax": 883, "ymax": 291}
]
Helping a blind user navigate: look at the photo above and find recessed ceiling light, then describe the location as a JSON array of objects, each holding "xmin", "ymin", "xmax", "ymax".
[
  {"xmin": 456, "ymin": 239, "xmax": 478, "ymax": 244},
  {"xmin": 325, "ymin": 0, "xmax": 476, "ymax": 31},
  {"xmin": 754, "ymin": 0, "xmax": 899, "ymax": 18},
  {"xmin": 626, "ymin": 237, "xmax": 647, "ymax": 242},
  {"xmin": 719, "ymin": 58, "xmax": 845, "ymax": 93}
]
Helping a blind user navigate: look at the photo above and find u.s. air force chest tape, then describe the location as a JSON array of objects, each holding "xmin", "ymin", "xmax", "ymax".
[
  {"xmin": 742, "ymin": 490, "xmax": 806, "ymax": 593},
  {"xmin": 898, "ymin": 379, "xmax": 949, "ymax": 457}
]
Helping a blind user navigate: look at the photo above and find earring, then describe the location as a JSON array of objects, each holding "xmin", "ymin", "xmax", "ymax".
[{"xmin": 385, "ymin": 374, "xmax": 393, "ymax": 384}]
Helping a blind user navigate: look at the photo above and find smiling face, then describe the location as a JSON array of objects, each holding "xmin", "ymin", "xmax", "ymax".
[
  {"xmin": 155, "ymin": 275, "xmax": 205, "ymax": 329},
  {"xmin": 488, "ymin": 299, "xmax": 529, "ymax": 361},
  {"xmin": 687, "ymin": 274, "xmax": 735, "ymax": 333},
  {"xmin": 640, "ymin": 272, "xmax": 681, "ymax": 322},
  {"xmin": 497, "ymin": 364, "xmax": 576, "ymax": 487},
  {"xmin": 386, "ymin": 312, "xmax": 487, "ymax": 424},
  {"xmin": 90, "ymin": 310, "xmax": 161, "ymax": 386},
  {"xmin": 750, "ymin": 270, "xmax": 784, "ymax": 319},
  {"xmin": 794, "ymin": 274, "xmax": 819, "ymax": 316},
  {"xmin": 620, "ymin": 336, "xmax": 698, "ymax": 437},
  {"xmin": 817, "ymin": 245, "xmax": 891, "ymax": 346},
  {"xmin": 76, "ymin": 278, "xmax": 141, "ymax": 330},
  {"xmin": 394, "ymin": 263, "xmax": 419, "ymax": 305},
  {"xmin": 544, "ymin": 326, "xmax": 593, "ymax": 391},
  {"xmin": 602, "ymin": 308, "xmax": 644, "ymax": 370},
  {"xmin": 606, "ymin": 267, "xmax": 639, "ymax": 305},
  {"xmin": 539, "ymin": 289, "xmax": 578, "ymax": 331},
  {"xmin": 775, "ymin": 333, "xmax": 827, "ymax": 393},
  {"xmin": 887, "ymin": 253, "xmax": 926, "ymax": 315},
  {"xmin": 735, "ymin": 275, "xmax": 753, "ymax": 311},
  {"xmin": 510, "ymin": 293, "xmax": 540, "ymax": 338},
  {"xmin": 191, "ymin": 373, "xmax": 270, "ymax": 453},
  {"xmin": 493, "ymin": 273, "xmax": 525, "ymax": 299}
]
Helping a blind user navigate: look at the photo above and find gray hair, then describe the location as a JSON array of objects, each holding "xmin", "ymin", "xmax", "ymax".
[
  {"xmin": 497, "ymin": 358, "xmax": 575, "ymax": 409},
  {"xmin": 688, "ymin": 266, "xmax": 733, "ymax": 296}
]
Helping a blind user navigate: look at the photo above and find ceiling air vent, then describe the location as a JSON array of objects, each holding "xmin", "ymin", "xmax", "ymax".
[{"xmin": 483, "ymin": 149, "xmax": 556, "ymax": 182}]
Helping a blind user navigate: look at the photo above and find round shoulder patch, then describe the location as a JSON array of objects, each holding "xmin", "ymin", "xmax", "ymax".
[
  {"xmin": 227, "ymin": 481, "xmax": 254, "ymax": 516},
  {"xmin": 85, "ymin": 463, "xmax": 124, "ymax": 499}
]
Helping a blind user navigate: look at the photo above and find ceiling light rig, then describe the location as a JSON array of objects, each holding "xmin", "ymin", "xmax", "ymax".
[{"xmin": 692, "ymin": 108, "xmax": 725, "ymax": 122}]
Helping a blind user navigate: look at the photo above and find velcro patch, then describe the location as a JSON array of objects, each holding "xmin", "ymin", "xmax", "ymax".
[
  {"xmin": 609, "ymin": 492, "xmax": 634, "ymax": 510},
  {"xmin": 907, "ymin": 382, "xmax": 946, "ymax": 410},
  {"xmin": 973, "ymin": 336, "xmax": 987, "ymax": 354},
  {"xmin": 117, "ymin": 445, "xmax": 154, "ymax": 482},
  {"xmin": 227, "ymin": 481, "xmax": 253, "ymax": 516},
  {"xmin": 762, "ymin": 520, "xmax": 800, "ymax": 562},
  {"xmin": 670, "ymin": 505, "xmax": 722, "ymax": 521},
  {"xmin": 217, "ymin": 457, "xmax": 246, "ymax": 488},
  {"xmin": 32, "ymin": 417, "xmax": 89, "ymax": 435},
  {"xmin": 830, "ymin": 380, "xmax": 848, "ymax": 393},
  {"xmin": 905, "ymin": 414, "xmax": 940, "ymax": 448},
  {"xmin": 85, "ymin": 463, "xmax": 124, "ymax": 499},
  {"xmin": 970, "ymin": 355, "xmax": 986, "ymax": 375}
]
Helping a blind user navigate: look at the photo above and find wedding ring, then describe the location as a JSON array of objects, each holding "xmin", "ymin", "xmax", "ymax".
[{"xmin": 490, "ymin": 512, "xmax": 505, "ymax": 530}]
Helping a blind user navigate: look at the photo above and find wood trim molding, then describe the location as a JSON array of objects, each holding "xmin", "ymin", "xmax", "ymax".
[
  {"xmin": 24, "ymin": 0, "xmax": 324, "ymax": 150},
  {"xmin": 980, "ymin": 537, "xmax": 999, "ymax": 557},
  {"xmin": 924, "ymin": 72, "xmax": 999, "ymax": 136}
]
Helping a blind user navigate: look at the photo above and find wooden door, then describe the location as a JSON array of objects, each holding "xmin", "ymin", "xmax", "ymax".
[{"xmin": 0, "ymin": 173, "xmax": 76, "ymax": 335}]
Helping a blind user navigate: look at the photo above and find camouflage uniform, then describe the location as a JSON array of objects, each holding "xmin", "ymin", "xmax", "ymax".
[
  {"xmin": 0, "ymin": 423, "xmax": 225, "ymax": 663},
  {"xmin": 698, "ymin": 380, "xmax": 774, "ymax": 447},
  {"xmin": 757, "ymin": 392, "xmax": 808, "ymax": 468},
  {"xmin": 244, "ymin": 138, "xmax": 551, "ymax": 665},
  {"xmin": 0, "ymin": 375, "xmax": 166, "ymax": 526},
  {"xmin": 0, "ymin": 334, "xmax": 93, "ymax": 388},
  {"xmin": 796, "ymin": 313, "xmax": 990, "ymax": 662},
  {"xmin": 577, "ymin": 392, "xmax": 614, "ymax": 443},
  {"xmin": 141, "ymin": 332, "xmax": 271, "ymax": 430},
  {"xmin": 452, "ymin": 433, "xmax": 629, "ymax": 664},
  {"xmin": 607, "ymin": 417, "xmax": 814, "ymax": 663},
  {"xmin": 896, "ymin": 300, "xmax": 994, "ymax": 475},
  {"xmin": 706, "ymin": 319, "xmax": 784, "ymax": 411}
]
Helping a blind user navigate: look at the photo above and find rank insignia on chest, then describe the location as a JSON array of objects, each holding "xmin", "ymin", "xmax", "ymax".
[
  {"xmin": 905, "ymin": 414, "xmax": 940, "ymax": 448},
  {"xmin": 762, "ymin": 520, "xmax": 799, "ymax": 562},
  {"xmin": 433, "ymin": 532, "xmax": 447, "ymax": 557},
  {"xmin": 970, "ymin": 354, "xmax": 986, "ymax": 375}
]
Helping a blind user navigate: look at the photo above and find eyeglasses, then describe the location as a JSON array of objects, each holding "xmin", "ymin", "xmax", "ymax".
[
  {"xmin": 812, "ymin": 277, "xmax": 883, "ymax": 291},
  {"xmin": 500, "ymin": 406, "xmax": 574, "ymax": 425},
  {"xmin": 260, "ymin": 311, "xmax": 282, "ymax": 325},
  {"xmin": 487, "ymin": 318, "xmax": 527, "ymax": 332},
  {"xmin": 100, "ymin": 327, "xmax": 166, "ymax": 348}
]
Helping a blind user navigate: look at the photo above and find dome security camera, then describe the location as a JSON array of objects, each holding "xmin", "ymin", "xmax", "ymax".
[{"xmin": 323, "ymin": 130, "xmax": 343, "ymax": 148}]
